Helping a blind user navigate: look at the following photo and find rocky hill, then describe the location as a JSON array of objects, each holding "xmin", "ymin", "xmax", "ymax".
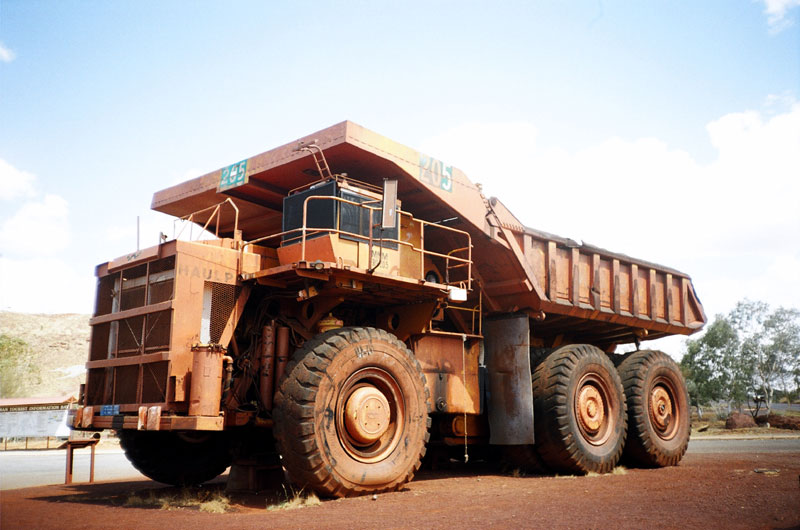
[{"xmin": 0, "ymin": 311, "xmax": 90, "ymax": 399}]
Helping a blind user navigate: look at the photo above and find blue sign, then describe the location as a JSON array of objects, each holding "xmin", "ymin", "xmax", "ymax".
[
  {"xmin": 100, "ymin": 405, "xmax": 120, "ymax": 416},
  {"xmin": 218, "ymin": 159, "xmax": 249, "ymax": 191}
]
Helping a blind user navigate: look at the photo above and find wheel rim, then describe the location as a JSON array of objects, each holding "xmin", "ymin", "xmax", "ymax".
[
  {"xmin": 344, "ymin": 385, "xmax": 391, "ymax": 444},
  {"xmin": 574, "ymin": 372, "xmax": 616, "ymax": 446},
  {"xmin": 649, "ymin": 376, "xmax": 680, "ymax": 441},
  {"xmin": 336, "ymin": 367, "xmax": 404, "ymax": 463}
]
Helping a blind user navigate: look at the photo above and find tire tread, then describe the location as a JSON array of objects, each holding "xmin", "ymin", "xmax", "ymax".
[
  {"xmin": 532, "ymin": 344, "xmax": 626, "ymax": 474},
  {"xmin": 274, "ymin": 327, "xmax": 430, "ymax": 497},
  {"xmin": 618, "ymin": 349, "xmax": 690, "ymax": 468}
]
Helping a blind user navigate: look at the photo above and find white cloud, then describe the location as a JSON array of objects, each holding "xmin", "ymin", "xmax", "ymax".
[
  {"xmin": 705, "ymin": 102, "xmax": 800, "ymax": 230},
  {"xmin": 761, "ymin": 0, "xmax": 800, "ymax": 31},
  {"xmin": 0, "ymin": 159, "xmax": 36, "ymax": 200},
  {"xmin": 738, "ymin": 253, "xmax": 800, "ymax": 309},
  {"xmin": 0, "ymin": 194, "xmax": 71, "ymax": 257},
  {"xmin": 0, "ymin": 42, "xmax": 15, "ymax": 63},
  {"xmin": 104, "ymin": 213, "xmax": 166, "ymax": 247},
  {"xmin": 104, "ymin": 209, "xmax": 216, "ymax": 253},
  {"xmin": 420, "ymin": 98, "xmax": 800, "ymax": 358},
  {"xmin": 0, "ymin": 257, "xmax": 94, "ymax": 313},
  {"xmin": 102, "ymin": 168, "xmax": 213, "ymax": 256},
  {"xmin": 0, "ymin": 159, "xmax": 85, "ymax": 313},
  {"xmin": 420, "ymin": 122, "xmax": 705, "ymax": 262}
]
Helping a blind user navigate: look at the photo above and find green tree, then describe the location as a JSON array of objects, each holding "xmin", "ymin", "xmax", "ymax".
[
  {"xmin": 681, "ymin": 317, "xmax": 749, "ymax": 410},
  {"xmin": 763, "ymin": 307, "xmax": 800, "ymax": 405},
  {"xmin": 731, "ymin": 301, "xmax": 800, "ymax": 411},
  {"xmin": 0, "ymin": 334, "xmax": 39, "ymax": 398},
  {"xmin": 681, "ymin": 300, "xmax": 800, "ymax": 412}
]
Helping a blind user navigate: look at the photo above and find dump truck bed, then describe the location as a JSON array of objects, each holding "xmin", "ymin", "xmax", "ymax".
[{"xmin": 152, "ymin": 121, "xmax": 705, "ymax": 345}]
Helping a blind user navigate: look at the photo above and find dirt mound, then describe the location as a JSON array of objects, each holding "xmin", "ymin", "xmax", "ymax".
[
  {"xmin": 0, "ymin": 311, "xmax": 90, "ymax": 398},
  {"xmin": 766, "ymin": 413, "xmax": 800, "ymax": 430},
  {"xmin": 725, "ymin": 411, "xmax": 757, "ymax": 429}
]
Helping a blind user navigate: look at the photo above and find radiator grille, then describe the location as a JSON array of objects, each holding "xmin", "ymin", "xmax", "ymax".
[
  {"xmin": 207, "ymin": 282, "xmax": 238, "ymax": 343},
  {"xmin": 86, "ymin": 255, "xmax": 176, "ymax": 407}
]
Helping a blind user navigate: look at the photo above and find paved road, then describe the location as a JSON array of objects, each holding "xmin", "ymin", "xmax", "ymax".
[
  {"xmin": 687, "ymin": 437, "xmax": 800, "ymax": 454},
  {"xmin": 770, "ymin": 403, "xmax": 800, "ymax": 412},
  {"xmin": 1, "ymin": 437, "xmax": 798, "ymax": 491},
  {"xmin": 0, "ymin": 449, "xmax": 143, "ymax": 490}
]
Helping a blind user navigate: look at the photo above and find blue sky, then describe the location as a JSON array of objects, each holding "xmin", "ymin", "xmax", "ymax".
[{"xmin": 1, "ymin": 1, "xmax": 798, "ymax": 357}]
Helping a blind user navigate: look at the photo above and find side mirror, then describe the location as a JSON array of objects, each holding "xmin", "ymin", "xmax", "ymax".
[{"xmin": 381, "ymin": 179, "xmax": 398, "ymax": 229}]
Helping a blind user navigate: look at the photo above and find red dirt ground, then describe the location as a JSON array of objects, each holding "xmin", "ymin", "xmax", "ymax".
[{"xmin": 2, "ymin": 451, "xmax": 798, "ymax": 529}]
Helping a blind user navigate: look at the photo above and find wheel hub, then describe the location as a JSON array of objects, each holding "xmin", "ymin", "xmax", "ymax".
[
  {"xmin": 650, "ymin": 385, "xmax": 673, "ymax": 433},
  {"xmin": 344, "ymin": 386, "xmax": 391, "ymax": 445},
  {"xmin": 577, "ymin": 385, "xmax": 605, "ymax": 434}
]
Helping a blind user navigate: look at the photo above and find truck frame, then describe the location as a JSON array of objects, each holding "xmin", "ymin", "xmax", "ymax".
[{"xmin": 72, "ymin": 121, "xmax": 706, "ymax": 496}]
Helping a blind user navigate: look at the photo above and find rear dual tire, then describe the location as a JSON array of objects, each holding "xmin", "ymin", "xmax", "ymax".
[
  {"xmin": 618, "ymin": 349, "xmax": 690, "ymax": 467},
  {"xmin": 532, "ymin": 344, "xmax": 627, "ymax": 474}
]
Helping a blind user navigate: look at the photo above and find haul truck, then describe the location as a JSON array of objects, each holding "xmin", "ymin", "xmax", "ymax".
[{"xmin": 72, "ymin": 121, "xmax": 706, "ymax": 497}]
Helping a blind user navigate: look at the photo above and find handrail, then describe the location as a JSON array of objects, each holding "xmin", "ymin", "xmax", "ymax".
[
  {"xmin": 446, "ymin": 292, "xmax": 482, "ymax": 335},
  {"xmin": 445, "ymin": 246, "xmax": 472, "ymax": 285},
  {"xmin": 240, "ymin": 195, "xmax": 472, "ymax": 290},
  {"xmin": 426, "ymin": 289, "xmax": 482, "ymax": 335},
  {"xmin": 174, "ymin": 198, "xmax": 240, "ymax": 241}
]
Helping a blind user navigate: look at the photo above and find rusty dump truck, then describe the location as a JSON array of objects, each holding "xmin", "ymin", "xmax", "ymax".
[{"xmin": 72, "ymin": 121, "xmax": 706, "ymax": 496}]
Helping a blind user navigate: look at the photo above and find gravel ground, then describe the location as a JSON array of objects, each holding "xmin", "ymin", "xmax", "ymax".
[{"xmin": 2, "ymin": 445, "xmax": 798, "ymax": 529}]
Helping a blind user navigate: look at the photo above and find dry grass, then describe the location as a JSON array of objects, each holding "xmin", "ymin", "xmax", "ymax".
[
  {"xmin": 266, "ymin": 486, "xmax": 321, "ymax": 511},
  {"xmin": 124, "ymin": 489, "xmax": 231, "ymax": 513},
  {"xmin": 123, "ymin": 491, "xmax": 157, "ymax": 507},
  {"xmin": 198, "ymin": 497, "xmax": 232, "ymax": 514},
  {"xmin": 582, "ymin": 466, "xmax": 628, "ymax": 478}
]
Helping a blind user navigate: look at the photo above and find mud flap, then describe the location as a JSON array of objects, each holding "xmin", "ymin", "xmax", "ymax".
[{"xmin": 484, "ymin": 314, "xmax": 534, "ymax": 445}]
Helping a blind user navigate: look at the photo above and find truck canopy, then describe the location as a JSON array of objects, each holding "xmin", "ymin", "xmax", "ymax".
[{"xmin": 152, "ymin": 121, "xmax": 706, "ymax": 345}]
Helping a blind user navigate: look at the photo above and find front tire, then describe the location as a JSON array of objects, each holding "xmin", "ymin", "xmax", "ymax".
[
  {"xmin": 532, "ymin": 344, "xmax": 627, "ymax": 474},
  {"xmin": 273, "ymin": 327, "xmax": 430, "ymax": 497},
  {"xmin": 618, "ymin": 350, "xmax": 690, "ymax": 467},
  {"xmin": 119, "ymin": 430, "xmax": 232, "ymax": 486}
]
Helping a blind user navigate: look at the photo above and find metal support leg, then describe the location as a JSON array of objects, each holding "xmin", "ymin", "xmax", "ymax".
[
  {"xmin": 89, "ymin": 443, "xmax": 95, "ymax": 483},
  {"xmin": 63, "ymin": 438, "xmax": 99, "ymax": 485},
  {"xmin": 65, "ymin": 445, "xmax": 74, "ymax": 484}
]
